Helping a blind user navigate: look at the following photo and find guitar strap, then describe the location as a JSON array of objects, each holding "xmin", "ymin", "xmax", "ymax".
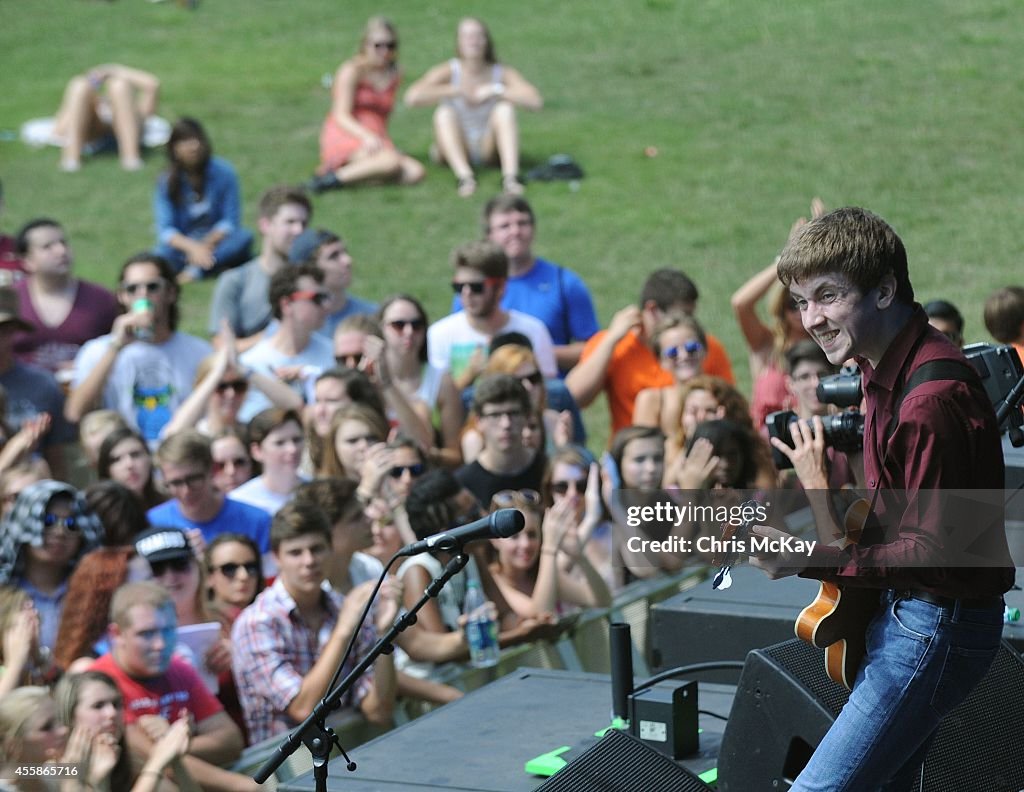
[
  {"xmin": 864, "ymin": 356, "xmax": 978, "ymax": 525},
  {"xmin": 884, "ymin": 358, "xmax": 977, "ymax": 440}
]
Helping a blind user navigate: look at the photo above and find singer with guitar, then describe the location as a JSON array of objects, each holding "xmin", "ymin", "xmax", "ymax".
[{"xmin": 751, "ymin": 207, "xmax": 1014, "ymax": 791}]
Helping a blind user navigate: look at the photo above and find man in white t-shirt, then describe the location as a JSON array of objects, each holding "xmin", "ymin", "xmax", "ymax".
[
  {"xmin": 428, "ymin": 241, "xmax": 556, "ymax": 390},
  {"xmin": 237, "ymin": 264, "xmax": 334, "ymax": 422},
  {"xmin": 66, "ymin": 253, "xmax": 211, "ymax": 444}
]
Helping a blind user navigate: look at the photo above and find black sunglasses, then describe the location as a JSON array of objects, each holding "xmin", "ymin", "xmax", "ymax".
[
  {"xmin": 389, "ymin": 463, "xmax": 426, "ymax": 479},
  {"xmin": 551, "ymin": 479, "xmax": 588, "ymax": 495},
  {"xmin": 150, "ymin": 557, "xmax": 192, "ymax": 576},
  {"xmin": 373, "ymin": 40, "xmax": 398, "ymax": 50},
  {"xmin": 211, "ymin": 561, "xmax": 259, "ymax": 579},
  {"xmin": 122, "ymin": 280, "xmax": 164, "ymax": 296},
  {"xmin": 451, "ymin": 281, "xmax": 487, "ymax": 295},
  {"xmin": 387, "ymin": 318, "xmax": 426, "ymax": 332},
  {"xmin": 215, "ymin": 379, "xmax": 249, "ymax": 395}
]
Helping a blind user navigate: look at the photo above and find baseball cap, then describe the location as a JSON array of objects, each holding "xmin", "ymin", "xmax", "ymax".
[
  {"xmin": 289, "ymin": 228, "xmax": 337, "ymax": 265},
  {"xmin": 135, "ymin": 526, "xmax": 192, "ymax": 564}
]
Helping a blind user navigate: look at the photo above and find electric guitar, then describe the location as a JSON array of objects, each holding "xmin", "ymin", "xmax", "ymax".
[{"xmin": 794, "ymin": 496, "xmax": 878, "ymax": 690}]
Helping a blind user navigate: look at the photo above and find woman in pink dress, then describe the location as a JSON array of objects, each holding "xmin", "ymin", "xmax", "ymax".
[{"xmin": 307, "ymin": 17, "xmax": 425, "ymax": 193}]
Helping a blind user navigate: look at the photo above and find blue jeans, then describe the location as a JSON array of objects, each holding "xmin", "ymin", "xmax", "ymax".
[
  {"xmin": 153, "ymin": 226, "xmax": 253, "ymax": 279},
  {"xmin": 791, "ymin": 591, "xmax": 1003, "ymax": 792}
]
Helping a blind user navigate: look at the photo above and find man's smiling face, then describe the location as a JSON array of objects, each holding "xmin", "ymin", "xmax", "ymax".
[{"xmin": 789, "ymin": 273, "xmax": 878, "ymax": 366}]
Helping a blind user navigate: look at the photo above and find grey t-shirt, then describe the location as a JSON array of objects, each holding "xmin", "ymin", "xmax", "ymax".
[{"xmin": 207, "ymin": 257, "xmax": 273, "ymax": 338}]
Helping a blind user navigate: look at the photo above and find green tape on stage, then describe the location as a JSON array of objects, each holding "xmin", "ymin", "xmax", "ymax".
[{"xmin": 524, "ymin": 746, "xmax": 572, "ymax": 777}]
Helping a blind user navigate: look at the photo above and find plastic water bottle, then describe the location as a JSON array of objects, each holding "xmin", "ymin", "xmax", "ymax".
[{"xmin": 463, "ymin": 580, "xmax": 499, "ymax": 668}]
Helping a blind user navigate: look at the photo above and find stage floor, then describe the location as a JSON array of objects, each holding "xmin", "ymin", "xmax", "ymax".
[{"xmin": 279, "ymin": 668, "xmax": 734, "ymax": 791}]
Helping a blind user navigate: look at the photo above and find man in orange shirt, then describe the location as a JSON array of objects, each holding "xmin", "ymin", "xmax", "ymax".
[{"xmin": 566, "ymin": 268, "xmax": 734, "ymax": 436}]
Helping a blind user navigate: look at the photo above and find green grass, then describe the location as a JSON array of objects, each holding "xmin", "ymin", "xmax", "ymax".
[{"xmin": 4, "ymin": 0, "xmax": 1023, "ymax": 449}]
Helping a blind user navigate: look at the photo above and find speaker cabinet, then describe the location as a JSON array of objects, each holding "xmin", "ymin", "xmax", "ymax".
[
  {"xmin": 536, "ymin": 728, "xmax": 713, "ymax": 792},
  {"xmin": 717, "ymin": 638, "xmax": 1024, "ymax": 792}
]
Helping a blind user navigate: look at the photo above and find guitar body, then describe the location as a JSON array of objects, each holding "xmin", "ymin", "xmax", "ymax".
[
  {"xmin": 793, "ymin": 495, "xmax": 878, "ymax": 690},
  {"xmin": 795, "ymin": 581, "xmax": 879, "ymax": 689}
]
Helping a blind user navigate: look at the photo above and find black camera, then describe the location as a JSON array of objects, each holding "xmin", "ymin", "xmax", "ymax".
[
  {"xmin": 766, "ymin": 409, "xmax": 865, "ymax": 470},
  {"xmin": 768, "ymin": 364, "xmax": 866, "ymax": 470},
  {"xmin": 815, "ymin": 365, "xmax": 863, "ymax": 408}
]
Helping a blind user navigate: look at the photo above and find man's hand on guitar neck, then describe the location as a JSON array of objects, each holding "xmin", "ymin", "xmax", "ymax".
[{"xmin": 748, "ymin": 524, "xmax": 809, "ymax": 579}]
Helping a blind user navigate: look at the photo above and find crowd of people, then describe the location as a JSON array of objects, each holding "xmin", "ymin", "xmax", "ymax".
[{"xmin": 1, "ymin": 15, "xmax": 1019, "ymax": 792}]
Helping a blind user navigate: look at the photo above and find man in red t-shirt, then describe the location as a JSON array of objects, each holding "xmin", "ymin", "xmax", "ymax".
[{"xmin": 92, "ymin": 581, "xmax": 258, "ymax": 792}]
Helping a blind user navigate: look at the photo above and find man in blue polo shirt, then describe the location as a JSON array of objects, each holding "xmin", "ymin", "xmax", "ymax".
[{"xmin": 453, "ymin": 195, "xmax": 599, "ymax": 374}]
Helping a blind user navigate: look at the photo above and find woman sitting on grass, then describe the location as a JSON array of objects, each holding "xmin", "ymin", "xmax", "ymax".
[
  {"xmin": 307, "ymin": 16, "xmax": 425, "ymax": 193},
  {"xmin": 404, "ymin": 16, "xmax": 542, "ymax": 197}
]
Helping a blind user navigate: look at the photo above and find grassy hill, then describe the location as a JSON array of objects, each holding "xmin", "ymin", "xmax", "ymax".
[{"xmin": 4, "ymin": 0, "xmax": 1022, "ymax": 448}]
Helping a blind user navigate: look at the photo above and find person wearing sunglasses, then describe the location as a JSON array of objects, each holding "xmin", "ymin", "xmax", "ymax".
[
  {"xmin": 203, "ymin": 533, "xmax": 264, "ymax": 743},
  {"xmin": 378, "ymin": 294, "xmax": 464, "ymax": 468},
  {"xmin": 288, "ymin": 228, "xmax": 377, "ymax": 342},
  {"xmin": 162, "ymin": 330, "xmax": 303, "ymax": 440},
  {"xmin": 427, "ymin": 240, "xmax": 557, "ymax": 392},
  {"xmin": 0, "ymin": 479, "xmax": 102, "ymax": 653},
  {"xmin": 148, "ymin": 430, "xmax": 272, "ymax": 559},
  {"xmin": 487, "ymin": 488, "xmax": 610, "ymax": 621},
  {"xmin": 404, "ymin": 16, "xmax": 542, "ymax": 197},
  {"xmin": 456, "ymin": 195, "xmax": 599, "ymax": 373},
  {"xmin": 66, "ymin": 253, "xmax": 212, "ymax": 445},
  {"xmin": 567, "ymin": 268, "xmax": 736, "ymax": 437},
  {"xmin": 306, "ymin": 16, "xmax": 424, "ymax": 194},
  {"xmin": 542, "ymin": 446, "xmax": 615, "ymax": 591},
  {"xmin": 633, "ymin": 313, "xmax": 709, "ymax": 437},
  {"xmin": 236, "ymin": 265, "xmax": 335, "ymax": 422},
  {"xmin": 332, "ymin": 313, "xmax": 437, "ymax": 454},
  {"xmin": 134, "ymin": 527, "xmax": 215, "ymax": 646}
]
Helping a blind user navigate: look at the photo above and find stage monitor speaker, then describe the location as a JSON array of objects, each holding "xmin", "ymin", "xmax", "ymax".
[
  {"xmin": 536, "ymin": 728, "xmax": 713, "ymax": 792},
  {"xmin": 717, "ymin": 638, "xmax": 1024, "ymax": 792}
]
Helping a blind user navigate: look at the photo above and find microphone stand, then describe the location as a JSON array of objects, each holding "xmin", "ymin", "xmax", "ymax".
[{"xmin": 253, "ymin": 552, "xmax": 472, "ymax": 790}]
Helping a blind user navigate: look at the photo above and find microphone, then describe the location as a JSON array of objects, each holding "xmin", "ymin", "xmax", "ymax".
[{"xmin": 397, "ymin": 508, "xmax": 525, "ymax": 557}]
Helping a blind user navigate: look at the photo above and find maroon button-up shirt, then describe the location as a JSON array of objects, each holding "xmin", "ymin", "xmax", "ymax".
[{"xmin": 806, "ymin": 306, "xmax": 1015, "ymax": 598}]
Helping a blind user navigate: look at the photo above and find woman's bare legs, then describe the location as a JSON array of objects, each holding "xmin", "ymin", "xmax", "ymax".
[
  {"xmin": 432, "ymin": 104, "xmax": 476, "ymax": 196},
  {"xmin": 311, "ymin": 147, "xmax": 423, "ymax": 192},
  {"xmin": 397, "ymin": 155, "xmax": 426, "ymax": 185},
  {"xmin": 54, "ymin": 76, "xmax": 101, "ymax": 172},
  {"xmin": 335, "ymin": 148, "xmax": 403, "ymax": 184},
  {"xmin": 483, "ymin": 100, "xmax": 523, "ymax": 194},
  {"xmin": 105, "ymin": 75, "xmax": 143, "ymax": 170}
]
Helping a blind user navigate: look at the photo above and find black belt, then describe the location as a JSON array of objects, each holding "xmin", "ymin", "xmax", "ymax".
[{"xmin": 897, "ymin": 589, "xmax": 1003, "ymax": 610}]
